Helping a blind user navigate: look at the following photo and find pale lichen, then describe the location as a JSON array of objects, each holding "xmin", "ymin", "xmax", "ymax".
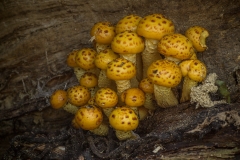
[{"xmin": 190, "ymin": 73, "xmax": 226, "ymax": 108}]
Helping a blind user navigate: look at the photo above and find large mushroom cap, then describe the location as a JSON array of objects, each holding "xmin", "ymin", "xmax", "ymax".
[
  {"xmin": 95, "ymin": 88, "xmax": 118, "ymax": 108},
  {"xmin": 94, "ymin": 48, "xmax": 119, "ymax": 70},
  {"xmin": 185, "ymin": 26, "xmax": 209, "ymax": 52},
  {"xmin": 147, "ymin": 59, "xmax": 182, "ymax": 87},
  {"xmin": 106, "ymin": 58, "xmax": 136, "ymax": 81},
  {"xmin": 158, "ymin": 33, "xmax": 195, "ymax": 60},
  {"xmin": 109, "ymin": 106, "xmax": 139, "ymax": 131},
  {"xmin": 50, "ymin": 90, "xmax": 68, "ymax": 109},
  {"xmin": 67, "ymin": 85, "xmax": 91, "ymax": 106},
  {"xmin": 75, "ymin": 105, "xmax": 103, "ymax": 130},
  {"xmin": 136, "ymin": 13, "xmax": 175, "ymax": 40},
  {"xmin": 111, "ymin": 31, "xmax": 144, "ymax": 55},
  {"xmin": 121, "ymin": 88, "xmax": 145, "ymax": 107},
  {"xmin": 115, "ymin": 14, "xmax": 142, "ymax": 34},
  {"xmin": 90, "ymin": 22, "xmax": 115, "ymax": 45},
  {"xmin": 75, "ymin": 48, "xmax": 97, "ymax": 70}
]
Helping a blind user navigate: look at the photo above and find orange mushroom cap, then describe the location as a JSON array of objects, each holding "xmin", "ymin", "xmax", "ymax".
[
  {"xmin": 67, "ymin": 85, "xmax": 91, "ymax": 106},
  {"xmin": 75, "ymin": 48, "xmax": 97, "ymax": 70},
  {"xmin": 66, "ymin": 50, "xmax": 79, "ymax": 68},
  {"xmin": 147, "ymin": 59, "xmax": 182, "ymax": 87},
  {"xmin": 79, "ymin": 72, "xmax": 98, "ymax": 88},
  {"xmin": 121, "ymin": 88, "xmax": 145, "ymax": 107},
  {"xmin": 137, "ymin": 13, "xmax": 175, "ymax": 40},
  {"xmin": 138, "ymin": 77, "xmax": 154, "ymax": 93},
  {"xmin": 90, "ymin": 22, "xmax": 115, "ymax": 45},
  {"xmin": 50, "ymin": 90, "xmax": 68, "ymax": 109},
  {"xmin": 95, "ymin": 88, "xmax": 118, "ymax": 108},
  {"xmin": 109, "ymin": 106, "xmax": 139, "ymax": 131},
  {"xmin": 75, "ymin": 105, "xmax": 103, "ymax": 130}
]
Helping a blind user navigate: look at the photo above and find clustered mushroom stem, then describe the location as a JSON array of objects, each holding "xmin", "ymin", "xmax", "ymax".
[
  {"xmin": 180, "ymin": 76, "xmax": 198, "ymax": 103},
  {"xmin": 142, "ymin": 39, "xmax": 162, "ymax": 78},
  {"xmin": 98, "ymin": 70, "xmax": 114, "ymax": 88},
  {"xmin": 102, "ymin": 108, "xmax": 115, "ymax": 117},
  {"xmin": 199, "ymin": 31, "xmax": 209, "ymax": 48},
  {"xmin": 63, "ymin": 102, "xmax": 79, "ymax": 114},
  {"xmin": 95, "ymin": 43, "xmax": 110, "ymax": 53},
  {"xmin": 90, "ymin": 122, "xmax": 109, "ymax": 136},
  {"xmin": 121, "ymin": 54, "xmax": 137, "ymax": 65},
  {"xmin": 115, "ymin": 80, "xmax": 131, "ymax": 96},
  {"xmin": 144, "ymin": 93, "xmax": 156, "ymax": 110},
  {"xmin": 154, "ymin": 84, "xmax": 179, "ymax": 108},
  {"xmin": 164, "ymin": 56, "xmax": 182, "ymax": 64},
  {"xmin": 74, "ymin": 67, "xmax": 85, "ymax": 81},
  {"xmin": 115, "ymin": 130, "xmax": 139, "ymax": 141}
]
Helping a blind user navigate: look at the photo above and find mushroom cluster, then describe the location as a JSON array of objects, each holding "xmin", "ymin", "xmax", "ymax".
[{"xmin": 49, "ymin": 13, "xmax": 210, "ymax": 140}]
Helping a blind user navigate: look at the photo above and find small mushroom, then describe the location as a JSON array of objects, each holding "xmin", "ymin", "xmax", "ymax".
[
  {"xmin": 109, "ymin": 106, "xmax": 139, "ymax": 140},
  {"xmin": 74, "ymin": 104, "xmax": 108, "ymax": 136},
  {"xmin": 67, "ymin": 85, "xmax": 91, "ymax": 107},
  {"xmin": 90, "ymin": 22, "xmax": 115, "ymax": 53},
  {"xmin": 79, "ymin": 72, "xmax": 98, "ymax": 97},
  {"xmin": 137, "ymin": 13, "xmax": 175, "ymax": 77},
  {"xmin": 66, "ymin": 49, "xmax": 79, "ymax": 68},
  {"xmin": 158, "ymin": 33, "xmax": 195, "ymax": 64},
  {"xmin": 121, "ymin": 87, "xmax": 145, "ymax": 114},
  {"xmin": 106, "ymin": 58, "xmax": 136, "ymax": 96},
  {"xmin": 74, "ymin": 48, "xmax": 98, "ymax": 81},
  {"xmin": 139, "ymin": 78, "xmax": 156, "ymax": 110},
  {"xmin": 50, "ymin": 89, "xmax": 68, "ymax": 109},
  {"xmin": 95, "ymin": 87, "xmax": 118, "ymax": 117},
  {"xmin": 94, "ymin": 48, "xmax": 119, "ymax": 88},
  {"xmin": 185, "ymin": 26, "xmax": 209, "ymax": 52},
  {"xmin": 179, "ymin": 59, "xmax": 207, "ymax": 103},
  {"xmin": 147, "ymin": 59, "xmax": 182, "ymax": 108}
]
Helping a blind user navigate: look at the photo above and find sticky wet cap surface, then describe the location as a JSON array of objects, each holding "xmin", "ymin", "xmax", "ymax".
[
  {"xmin": 67, "ymin": 85, "xmax": 91, "ymax": 106},
  {"xmin": 66, "ymin": 50, "xmax": 79, "ymax": 68},
  {"xmin": 109, "ymin": 106, "xmax": 139, "ymax": 131},
  {"xmin": 106, "ymin": 58, "xmax": 136, "ymax": 80},
  {"xmin": 75, "ymin": 105, "xmax": 103, "ymax": 130},
  {"xmin": 158, "ymin": 33, "xmax": 194, "ymax": 60},
  {"xmin": 95, "ymin": 88, "xmax": 118, "ymax": 108},
  {"xmin": 111, "ymin": 31, "xmax": 144, "ymax": 55},
  {"xmin": 139, "ymin": 78, "xmax": 154, "ymax": 93},
  {"xmin": 80, "ymin": 72, "xmax": 98, "ymax": 88},
  {"xmin": 115, "ymin": 14, "xmax": 142, "ymax": 34},
  {"xmin": 137, "ymin": 13, "xmax": 175, "ymax": 40},
  {"xmin": 75, "ymin": 48, "xmax": 97, "ymax": 70},
  {"xmin": 147, "ymin": 59, "xmax": 182, "ymax": 87}
]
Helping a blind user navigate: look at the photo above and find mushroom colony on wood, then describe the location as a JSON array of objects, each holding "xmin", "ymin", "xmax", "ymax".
[{"xmin": 49, "ymin": 13, "xmax": 211, "ymax": 141}]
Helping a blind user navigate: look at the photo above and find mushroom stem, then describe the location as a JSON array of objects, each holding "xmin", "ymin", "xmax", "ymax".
[
  {"xmin": 115, "ymin": 130, "xmax": 139, "ymax": 141},
  {"xmin": 199, "ymin": 30, "xmax": 209, "ymax": 48},
  {"xmin": 142, "ymin": 39, "xmax": 162, "ymax": 78},
  {"xmin": 102, "ymin": 108, "xmax": 115, "ymax": 117},
  {"xmin": 180, "ymin": 76, "xmax": 198, "ymax": 103},
  {"xmin": 121, "ymin": 54, "xmax": 137, "ymax": 65},
  {"xmin": 154, "ymin": 84, "xmax": 179, "ymax": 108},
  {"xmin": 115, "ymin": 80, "xmax": 131, "ymax": 96},
  {"xmin": 74, "ymin": 67, "xmax": 85, "ymax": 81},
  {"xmin": 95, "ymin": 43, "xmax": 110, "ymax": 53},
  {"xmin": 98, "ymin": 70, "xmax": 115, "ymax": 89},
  {"xmin": 144, "ymin": 93, "xmax": 156, "ymax": 110},
  {"xmin": 90, "ymin": 122, "xmax": 109, "ymax": 136},
  {"xmin": 63, "ymin": 102, "xmax": 79, "ymax": 114},
  {"xmin": 164, "ymin": 56, "xmax": 181, "ymax": 64}
]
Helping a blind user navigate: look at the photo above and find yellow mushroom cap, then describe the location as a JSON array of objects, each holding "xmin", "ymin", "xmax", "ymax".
[
  {"xmin": 90, "ymin": 22, "xmax": 115, "ymax": 44},
  {"xmin": 185, "ymin": 26, "xmax": 209, "ymax": 52},
  {"xmin": 179, "ymin": 59, "xmax": 194, "ymax": 77},
  {"xmin": 95, "ymin": 87, "xmax": 118, "ymax": 108},
  {"xmin": 147, "ymin": 59, "xmax": 182, "ymax": 87},
  {"xmin": 66, "ymin": 50, "xmax": 79, "ymax": 68},
  {"xmin": 138, "ymin": 78, "xmax": 154, "ymax": 93},
  {"xmin": 137, "ymin": 13, "xmax": 175, "ymax": 40},
  {"xmin": 75, "ymin": 48, "xmax": 97, "ymax": 70},
  {"xmin": 115, "ymin": 14, "xmax": 142, "ymax": 34},
  {"xmin": 79, "ymin": 72, "xmax": 98, "ymax": 88},
  {"xmin": 109, "ymin": 106, "xmax": 139, "ymax": 131},
  {"xmin": 111, "ymin": 31, "xmax": 144, "ymax": 55},
  {"xmin": 67, "ymin": 85, "xmax": 91, "ymax": 106},
  {"xmin": 75, "ymin": 105, "xmax": 103, "ymax": 130},
  {"xmin": 121, "ymin": 88, "xmax": 145, "ymax": 107},
  {"xmin": 158, "ymin": 33, "xmax": 195, "ymax": 60},
  {"xmin": 50, "ymin": 90, "xmax": 68, "ymax": 109},
  {"xmin": 94, "ymin": 49, "xmax": 119, "ymax": 70},
  {"xmin": 106, "ymin": 58, "xmax": 136, "ymax": 81},
  {"xmin": 188, "ymin": 59, "xmax": 207, "ymax": 82}
]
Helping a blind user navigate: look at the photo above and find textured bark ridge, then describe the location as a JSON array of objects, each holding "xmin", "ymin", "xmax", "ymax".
[{"xmin": 0, "ymin": 0, "xmax": 240, "ymax": 159}]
